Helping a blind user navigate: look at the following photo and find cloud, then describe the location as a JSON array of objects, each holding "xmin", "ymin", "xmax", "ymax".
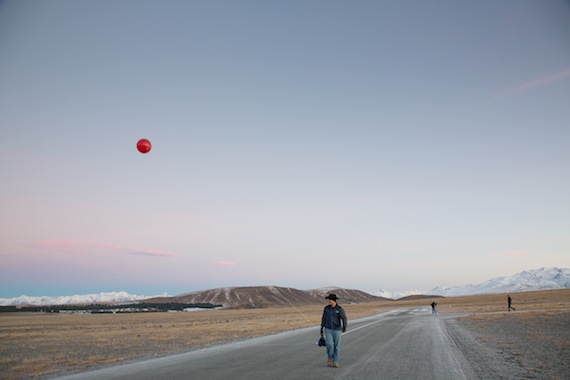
[
  {"xmin": 28, "ymin": 240, "xmax": 178, "ymax": 257},
  {"xmin": 27, "ymin": 240, "xmax": 87, "ymax": 253},
  {"xmin": 127, "ymin": 249, "xmax": 178, "ymax": 258},
  {"xmin": 491, "ymin": 66, "xmax": 570, "ymax": 100},
  {"xmin": 496, "ymin": 249, "xmax": 531, "ymax": 257},
  {"xmin": 211, "ymin": 261, "xmax": 236, "ymax": 267}
]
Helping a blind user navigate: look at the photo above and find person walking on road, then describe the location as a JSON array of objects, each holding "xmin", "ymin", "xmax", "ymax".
[
  {"xmin": 321, "ymin": 293, "xmax": 347, "ymax": 368},
  {"xmin": 508, "ymin": 295, "xmax": 515, "ymax": 311},
  {"xmin": 431, "ymin": 301, "xmax": 438, "ymax": 314}
]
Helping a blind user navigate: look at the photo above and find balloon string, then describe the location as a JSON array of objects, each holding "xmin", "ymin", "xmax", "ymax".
[{"xmin": 272, "ymin": 287, "xmax": 313, "ymax": 324}]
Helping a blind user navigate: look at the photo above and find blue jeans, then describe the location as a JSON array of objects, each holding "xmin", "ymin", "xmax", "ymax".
[{"xmin": 324, "ymin": 328, "xmax": 342, "ymax": 362}]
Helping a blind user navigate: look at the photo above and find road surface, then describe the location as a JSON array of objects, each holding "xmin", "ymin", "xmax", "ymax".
[{"xmin": 56, "ymin": 308, "xmax": 504, "ymax": 380}]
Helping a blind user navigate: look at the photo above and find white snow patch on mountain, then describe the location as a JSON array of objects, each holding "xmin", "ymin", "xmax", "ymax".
[
  {"xmin": 429, "ymin": 267, "xmax": 570, "ymax": 297},
  {"xmin": 370, "ymin": 267, "xmax": 570, "ymax": 299},
  {"xmin": 0, "ymin": 291, "xmax": 168, "ymax": 306},
  {"xmin": 370, "ymin": 289, "xmax": 428, "ymax": 300}
]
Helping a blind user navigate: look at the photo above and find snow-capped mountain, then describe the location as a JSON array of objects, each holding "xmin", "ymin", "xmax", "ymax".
[
  {"xmin": 429, "ymin": 267, "xmax": 570, "ymax": 297},
  {"xmin": 0, "ymin": 291, "xmax": 167, "ymax": 306},
  {"xmin": 371, "ymin": 289, "xmax": 427, "ymax": 300},
  {"xmin": 3, "ymin": 268, "xmax": 568, "ymax": 305},
  {"xmin": 371, "ymin": 267, "xmax": 570, "ymax": 299}
]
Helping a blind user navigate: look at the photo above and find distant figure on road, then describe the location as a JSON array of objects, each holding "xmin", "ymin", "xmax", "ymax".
[
  {"xmin": 508, "ymin": 295, "xmax": 515, "ymax": 311},
  {"xmin": 431, "ymin": 301, "xmax": 438, "ymax": 314},
  {"xmin": 321, "ymin": 293, "xmax": 347, "ymax": 368}
]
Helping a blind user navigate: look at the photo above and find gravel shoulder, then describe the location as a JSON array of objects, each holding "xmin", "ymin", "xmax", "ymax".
[{"xmin": 446, "ymin": 310, "xmax": 570, "ymax": 380}]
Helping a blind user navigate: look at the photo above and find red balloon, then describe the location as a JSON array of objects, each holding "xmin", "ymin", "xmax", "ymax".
[{"xmin": 137, "ymin": 139, "xmax": 151, "ymax": 154}]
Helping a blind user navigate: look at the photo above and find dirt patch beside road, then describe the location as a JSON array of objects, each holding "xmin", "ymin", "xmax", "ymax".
[{"xmin": 453, "ymin": 310, "xmax": 570, "ymax": 379}]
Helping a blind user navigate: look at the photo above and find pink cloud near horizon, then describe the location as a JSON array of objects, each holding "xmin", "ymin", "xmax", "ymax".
[
  {"xmin": 27, "ymin": 240, "xmax": 178, "ymax": 257},
  {"xmin": 211, "ymin": 261, "xmax": 236, "ymax": 267},
  {"xmin": 491, "ymin": 66, "xmax": 570, "ymax": 100}
]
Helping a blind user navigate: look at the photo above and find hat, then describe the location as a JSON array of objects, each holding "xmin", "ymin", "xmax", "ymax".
[{"xmin": 325, "ymin": 293, "xmax": 339, "ymax": 301}]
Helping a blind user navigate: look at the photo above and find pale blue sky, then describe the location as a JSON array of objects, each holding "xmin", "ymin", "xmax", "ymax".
[{"xmin": 1, "ymin": 1, "xmax": 569, "ymax": 297}]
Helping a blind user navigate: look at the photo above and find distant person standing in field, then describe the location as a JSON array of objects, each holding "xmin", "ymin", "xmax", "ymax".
[
  {"xmin": 320, "ymin": 293, "xmax": 347, "ymax": 368},
  {"xmin": 431, "ymin": 301, "xmax": 438, "ymax": 314},
  {"xmin": 508, "ymin": 295, "xmax": 515, "ymax": 311}
]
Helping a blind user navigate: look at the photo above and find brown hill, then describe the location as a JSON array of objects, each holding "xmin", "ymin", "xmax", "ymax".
[
  {"xmin": 308, "ymin": 287, "xmax": 391, "ymax": 303},
  {"xmin": 144, "ymin": 286, "xmax": 389, "ymax": 309},
  {"xmin": 145, "ymin": 286, "xmax": 319, "ymax": 309}
]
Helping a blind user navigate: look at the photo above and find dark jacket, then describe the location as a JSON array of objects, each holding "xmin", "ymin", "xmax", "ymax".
[{"xmin": 321, "ymin": 304, "xmax": 347, "ymax": 331}]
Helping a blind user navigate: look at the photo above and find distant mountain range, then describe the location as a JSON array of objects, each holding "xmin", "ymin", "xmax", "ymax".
[
  {"xmin": 0, "ymin": 287, "xmax": 386, "ymax": 308},
  {"xmin": 0, "ymin": 291, "xmax": 166, "ymax": 307},
  {"xmin": 428, "ymin": 267, "xmax": 570, "ymax": 297},
  {"xmin": 373, "ymin": 267, "xmax": 570, "ymax": 299},
  {"xmin": 1, "ymin": 267, "xmax": 568, "ymax": 306}
]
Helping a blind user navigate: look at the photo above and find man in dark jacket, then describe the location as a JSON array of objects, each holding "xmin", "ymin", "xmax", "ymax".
[{"xmin": 320, "ymin": 293, "xmax": 347, "ymax": 368}]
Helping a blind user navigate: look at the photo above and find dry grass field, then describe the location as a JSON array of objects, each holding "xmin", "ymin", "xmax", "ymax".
[
  {"xmin": 1, "ymin": 289, "xmax": 569, "ymax": 379},
  {"xmin": 443, "ymin": 289, "xmax": 570, "ymax": 379}
]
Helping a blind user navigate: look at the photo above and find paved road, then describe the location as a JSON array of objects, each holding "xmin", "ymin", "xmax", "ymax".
[{"xmin": 56, "ymin": 308, "xmax": 482, "ymax": 380}]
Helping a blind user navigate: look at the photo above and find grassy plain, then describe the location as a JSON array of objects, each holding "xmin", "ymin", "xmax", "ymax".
[{"xmin": 1, "ymin": 289, "xmax": 569, "ymax": 379}]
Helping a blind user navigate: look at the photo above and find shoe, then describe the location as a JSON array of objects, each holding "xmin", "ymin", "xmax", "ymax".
[
  {"xmin": 327, "ymin": 359, "xmax": 333, "ymax": 367},
  {"xmin": 333, "ymin": 362, "xmax": 339, "ymax": 368}
]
